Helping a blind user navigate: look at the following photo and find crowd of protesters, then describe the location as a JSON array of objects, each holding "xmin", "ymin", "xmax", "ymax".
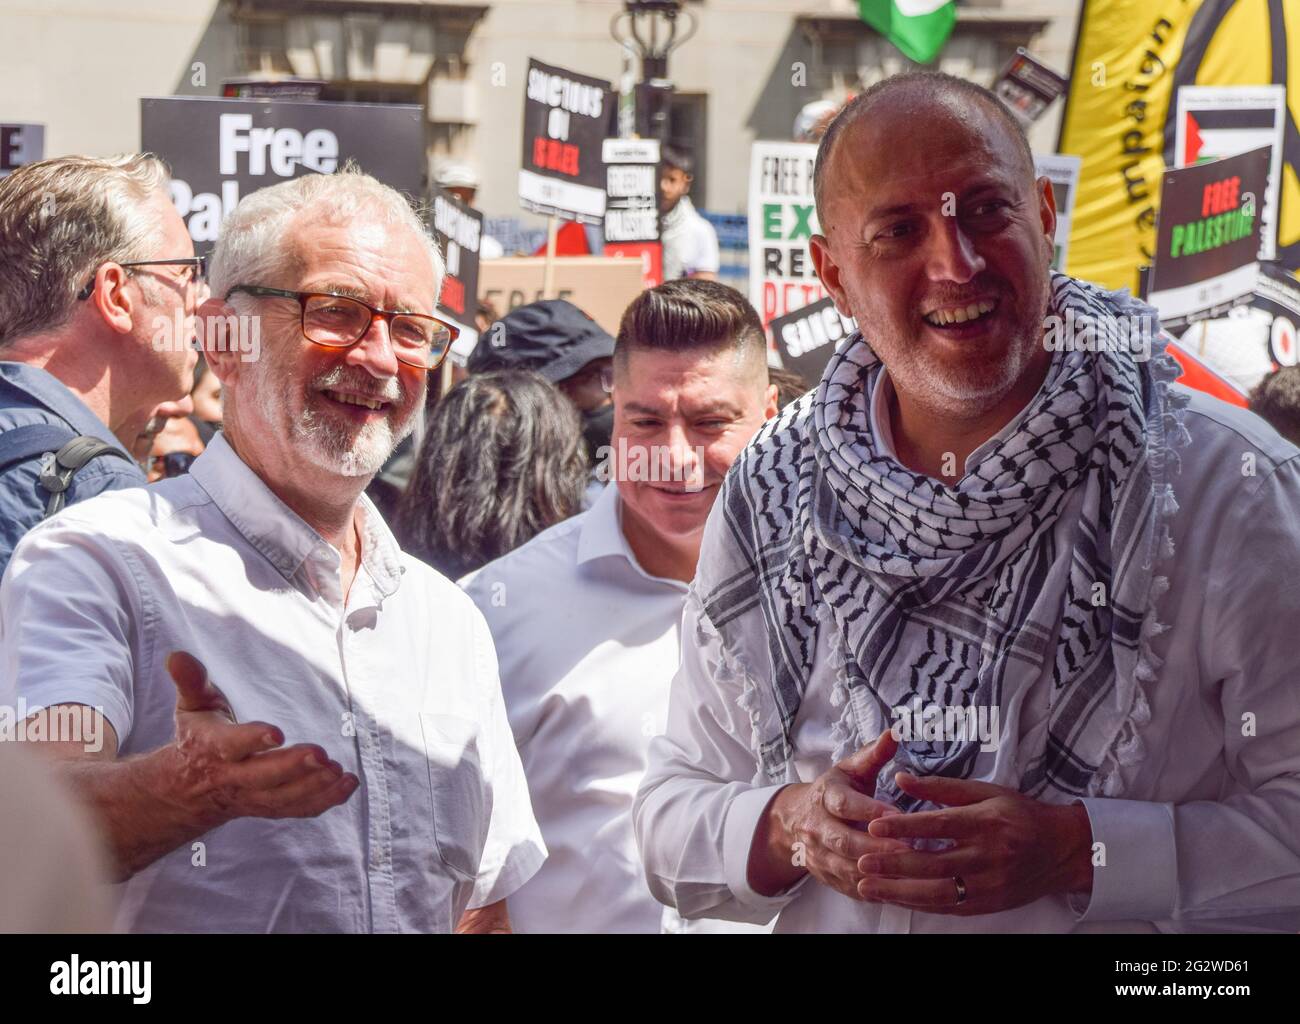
[{"xmin": 0, "ymin": 71, "xmax": 1299, "ymax": 935}]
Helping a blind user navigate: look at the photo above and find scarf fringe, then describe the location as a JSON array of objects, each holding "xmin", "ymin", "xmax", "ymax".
[
  {"xmin": 693, "ymin": 597, "xmax": 761, "ymax": 754},
  {"xmin": 693, "ymin": 592, "xmax": 791, "ymax": 784},
  {"xmin": 1093, "ymin": 328, "xmax": 1189, "ymax": 795},
  {"xmin": 823, "ymin": 605, "xmax": 862, "ymax": 764}
]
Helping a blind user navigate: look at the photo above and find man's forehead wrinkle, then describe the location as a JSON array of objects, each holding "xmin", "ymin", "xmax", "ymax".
[{"xmin": 827, "ymin": 108, "xmax": 1027, "ymax": 228}]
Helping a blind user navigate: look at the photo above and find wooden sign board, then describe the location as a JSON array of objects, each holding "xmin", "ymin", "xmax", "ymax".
[{"xmin": 478, "ymin": 256, "xmax": 645, "ymax": 336}]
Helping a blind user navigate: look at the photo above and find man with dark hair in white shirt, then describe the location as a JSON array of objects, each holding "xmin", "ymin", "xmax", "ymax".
[
  {"xmin": 0, "ymin": 169, "xmax": 545, "ymax": 933},
  {"xmin": 463, "ymin": 279, "xmax": 777, "ymax": 932},
  {"xmin": 635, "ymin": 71, "xmax": 1300, "ymax": 933},
  {"xmin": 659, "ymin": 145, "xmax": 720, "ymax": 283}
]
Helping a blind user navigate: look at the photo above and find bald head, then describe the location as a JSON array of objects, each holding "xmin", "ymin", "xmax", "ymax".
[{"xmin": 813, "ymin": 72, "xmax": 1036, "ymax": 233}]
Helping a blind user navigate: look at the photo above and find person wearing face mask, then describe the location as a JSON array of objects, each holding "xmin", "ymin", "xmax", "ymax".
[{"xmin": 467, "ymin": 299, "xmax": 616, "ymax": 505}]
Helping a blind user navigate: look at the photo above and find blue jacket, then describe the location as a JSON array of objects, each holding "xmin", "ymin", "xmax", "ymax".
[{"xmin": 0, "ymin": 361, "xmax": 145, "ymax": 580}]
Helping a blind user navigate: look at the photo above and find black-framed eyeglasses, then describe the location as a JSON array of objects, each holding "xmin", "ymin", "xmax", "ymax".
[
  {"xmin": 77, "ymin": 256, "xmax": 208, "ymax": 301},
  {"xmin": 225, "ymin": 285, "xmax": 457, "ymax": 371}
]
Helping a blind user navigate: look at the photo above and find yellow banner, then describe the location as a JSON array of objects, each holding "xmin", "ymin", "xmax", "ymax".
[{"xmin": 1059, "ymin": 0, "xmax": 1300, "ymax": 291}]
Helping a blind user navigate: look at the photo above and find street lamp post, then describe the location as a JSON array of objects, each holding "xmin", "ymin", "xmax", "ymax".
[{"xmin": 611, "ymin": 0, "xmax": 697, "ymax": 142}]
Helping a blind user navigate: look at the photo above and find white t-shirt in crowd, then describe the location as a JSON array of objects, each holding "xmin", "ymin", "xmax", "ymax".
[
  {"xmin": 661, "ymin": 195, "xmax": 721, "ymax": 280},
  {"xmin": 462, "ymin": 483, "xmax": 765, "ymax": 933},
  {"xmin": 0, "ymin": 432, "xmax": 545, "ymax": 933}
]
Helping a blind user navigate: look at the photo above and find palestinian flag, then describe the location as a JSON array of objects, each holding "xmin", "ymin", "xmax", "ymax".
[{"xmin": 858, "ymin": 0, "xmax": 956, "ymax": 65}]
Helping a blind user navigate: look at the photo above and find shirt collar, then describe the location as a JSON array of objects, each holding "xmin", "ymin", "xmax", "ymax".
[
  {"xmin": 188, "ymin": 432, "xmax": 404, "ymax": 597},
  {"xmin": 0, "ymin": 361, "xmax": 133, "ymax": 457},
  {"xmin": 868, "ymin": 368, "xmax": 1035, "ymax": 477},
  {"xmin": 576, "ymin": 482, "xmax": 689, "ymax": 591},
  {"xmin": 662, "ymin": 194, "xmax": 695, "ymax": 230}
]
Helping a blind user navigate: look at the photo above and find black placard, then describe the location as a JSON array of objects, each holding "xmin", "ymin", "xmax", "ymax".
[
  {"xmin": 429, "ymin": 187, "xmax": 483, "ymax": 334},
  {"xmin": 769, "ymin": 296, "xmax": 857, "ymax": 385},
  {"xmin": 518, "ymin": 59, "xmax": 615, "ymax": 225},
  {"xmin": 141, "ymin": 97, "xmax": 425, "ymax": 252},
  {"xmin": 1149, "ymin": 146, "xmax": 1270, "ymax": 328},
  {"xmin": 992, "ymin": 49, "xmax": 1068, "ymax": 127}
]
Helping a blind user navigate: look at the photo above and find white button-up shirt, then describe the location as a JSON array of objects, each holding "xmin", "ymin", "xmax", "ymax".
[
  {"xmin": 463, "ymin": 483, "xmax": 764, "ymax": 933},
  {"xmin": 635, "ymin": 380, "xmax": 1300, "ymax": 933},
  {"xmin": 0, "ymin": 433, "xmax": 545, "ymax": 933}
]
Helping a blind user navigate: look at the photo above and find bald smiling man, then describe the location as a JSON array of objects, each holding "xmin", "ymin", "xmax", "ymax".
[{"xmin": 634, "ymin": 71, "xmax": 1300, "ymax": 933}]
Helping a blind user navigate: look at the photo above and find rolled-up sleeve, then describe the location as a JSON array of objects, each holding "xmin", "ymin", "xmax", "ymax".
[{"xmin": 633, "ymin": 590, "xmax": 803, "ymax": 926}]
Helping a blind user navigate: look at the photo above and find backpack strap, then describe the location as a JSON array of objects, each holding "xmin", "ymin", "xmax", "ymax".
[
  {"xmin": 0, "ymin": 424, "xmax": 133, "ymax": 519},
  {"xmin": 38, "ymin": 437, "xmax": 134, "ymax": 518},
  {"xmin": 0, "ymin": 424, "xmax": 78, "ymax": 474}
]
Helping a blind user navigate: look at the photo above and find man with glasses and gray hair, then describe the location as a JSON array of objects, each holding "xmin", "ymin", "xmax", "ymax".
[
  {"xmin": 0, "ymin": 153, "xmax": 203, "ymax": 577},
  {"xmin": 0, "ymin": 167, "xmax": 546, "ymax": 932}
]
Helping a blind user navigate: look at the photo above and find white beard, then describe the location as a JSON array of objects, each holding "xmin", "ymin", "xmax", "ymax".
[{"xmin": 248, "ymin": 358, "xmax": 417, "ymax": 479}]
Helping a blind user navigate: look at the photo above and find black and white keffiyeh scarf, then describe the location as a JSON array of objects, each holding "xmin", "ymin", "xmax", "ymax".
[{"xmin": 694, "ymin": 273, "xmax": 1191, "ymax": 808}]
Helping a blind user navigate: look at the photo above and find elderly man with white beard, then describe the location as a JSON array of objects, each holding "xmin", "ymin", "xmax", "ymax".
[{"xmin": 0, "ymin": 170, "xmax": 545, "ymax": 933}]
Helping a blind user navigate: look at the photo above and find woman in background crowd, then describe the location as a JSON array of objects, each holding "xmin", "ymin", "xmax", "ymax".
[{"xmin": 398, "ymin": 369, "xmax": 589, "ymax": 579}]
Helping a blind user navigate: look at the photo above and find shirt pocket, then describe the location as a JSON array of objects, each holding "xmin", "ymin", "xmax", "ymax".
[{"xmin": 419, "ymin": 712, "xmax": 488, "ymax": 882}]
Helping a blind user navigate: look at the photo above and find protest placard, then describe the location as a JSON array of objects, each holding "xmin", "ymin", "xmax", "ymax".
[
  {"xmin": 1148, "ymin": 146, "xmax": 1270, "ymax": 331},
  {"xmin": 993, "ymin": 49, "xmax": 1067, "ymax": 128},
  {"xmin": 748, "ymin": 141, "xmax": 824, "ymax": 329},
  {"xmin": 1034, "ymin": 153, "xmax": 1081, "ymax": 272},
  {"xmin": 141, "ymin": 97, "xmax": 424, "ymax": 249},
  {"xmin": 430, "ymin": 186, "xmax": 484, "ymax": 362},
  {"xmin": 1174, "ymin": 86, "xmax": 1286, "ymax": 261},
  {"xmin": 602, "ymin": 137, "xmax": 661, "ymax": 289},
  {"xmin": 0, "ymin": 123, "xmax": 45, "ymax": 178},
  {"xmin": 518, "ymin": 59, "xmax": 614, "ymax": 225},
  {"xmin": 478, "ymin": 256, "xmax": 643, "ymax": 337},
  {"xmin": 768, "ymin": 296, "xmax": 856, "ymax": 384}
]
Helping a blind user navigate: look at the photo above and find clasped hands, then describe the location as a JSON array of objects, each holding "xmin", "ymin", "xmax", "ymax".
[{"xmin": 755, "ymin": 730, "xmax": 1094, "ymax": 916}]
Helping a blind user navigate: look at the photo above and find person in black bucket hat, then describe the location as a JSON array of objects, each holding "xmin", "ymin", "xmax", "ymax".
[{"xmin": 468, "ymin": 299, "xmax": 616, "ymax": 465}]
